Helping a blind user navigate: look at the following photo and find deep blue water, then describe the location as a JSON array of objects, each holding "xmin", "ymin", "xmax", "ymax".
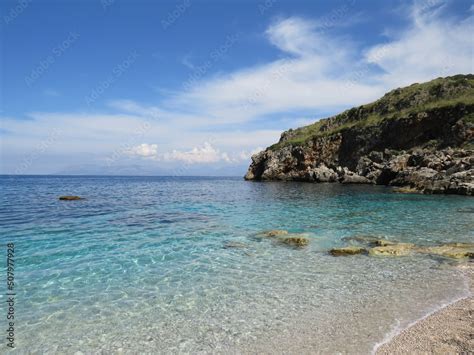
[{"xmin": 0, "ymin": 175, "xmax": 473, "ymax": 353}]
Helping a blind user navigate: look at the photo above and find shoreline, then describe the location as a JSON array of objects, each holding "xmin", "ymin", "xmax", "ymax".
[{"xmin": 374, "ymin": 265, "xmax": 473, "ymax": 354}]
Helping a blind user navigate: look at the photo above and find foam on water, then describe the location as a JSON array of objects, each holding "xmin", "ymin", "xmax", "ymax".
[{"xmin": 0, "ymin": 176, "xmax": 473, "ymax": 353}]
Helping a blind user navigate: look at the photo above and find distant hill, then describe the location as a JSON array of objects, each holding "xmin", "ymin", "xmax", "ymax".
[{"xmin": 245, "ymin": 74, "xmax": 474, "ymax": 195}]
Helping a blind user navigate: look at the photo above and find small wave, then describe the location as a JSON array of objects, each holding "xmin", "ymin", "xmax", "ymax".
[{"xmin": 371, "ymin": 291, "xmax": 472, "ymax": 354}]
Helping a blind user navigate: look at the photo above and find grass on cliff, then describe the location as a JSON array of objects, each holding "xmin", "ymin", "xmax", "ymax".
[{"xmin": 270, "ymin": 74, "xmax": 474, "ymax": 150}]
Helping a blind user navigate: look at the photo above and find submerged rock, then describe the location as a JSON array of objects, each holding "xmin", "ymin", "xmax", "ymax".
[
  {"xmin": 59, "ymin": 196, "xmax": 84, "ymax": 201},
  {"xmin": 418, "ymin": 244, "xmax": 474, "ymax": 259},
  {"xmin": 330, "ymin": 246, "xmax": 366, "ymax": 256},
  {"xmin": 256, "ymin": 230, "xmax": 310, "ymax": 247},
  {"xmin": 369, "ymin": 243, "xmax": 415, "ymax": 256},
  {"xmin": 393, "ymin": 186, "xmax": 421, "ymax": 194},
  {"xmin": 444, "ymin": 242, "xmax": 474, "ymax": 248},
  {"xmin": 280, "ymin": 236, "xmax": 309, "ymax": 247},
  {"xmin": 259, "ymin": 229, "xmax": 289, "ymax": 238},
  {"xmin": 342, "ymin": 235, "xmax": 381, "ymax": 244},
  {"xmin": 374, "ymin": 239, "xmax": 397, "ymax": 247},
  {"xmin": 223, "ymin": 241, "xmax": 248, "ymax": 249},
  {"xmin": 341, "ymin": 236, "xmax": 397, "ymax": 247},
  {"xmin": 331, "ymin": 240, "xmax": 473, "ymax": 259}
]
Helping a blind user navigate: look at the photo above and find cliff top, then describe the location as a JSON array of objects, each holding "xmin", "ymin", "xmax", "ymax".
[{"xmin": 272, "ymin": 74, "xmax": 474, "ymax": 150}]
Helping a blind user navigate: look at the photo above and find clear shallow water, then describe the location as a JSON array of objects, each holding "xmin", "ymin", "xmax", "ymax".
[{"xmin": 0, "ymin": 175, "xmax": 473, "ymax": 354}]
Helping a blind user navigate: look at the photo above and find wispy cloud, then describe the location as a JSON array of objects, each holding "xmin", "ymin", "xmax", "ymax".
[
  {"xmin": 2, "ymin": 1, "xmax": 473, "ymax": 174},
  {"xmin": 366, "ymin": 0, "xmax": 473, "ymax": 86},
  {"xmin": 160, "ymin": 16, "xmax": 383, "ymax": 124},
  {"xmin": 164, "ymin": 5, "xmax": 472, "ymax": 126}
]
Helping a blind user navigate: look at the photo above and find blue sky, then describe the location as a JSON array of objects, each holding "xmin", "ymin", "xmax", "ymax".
[{"xmin": 1, "ymin": 0, "xmax": 472, "ymax": 175}]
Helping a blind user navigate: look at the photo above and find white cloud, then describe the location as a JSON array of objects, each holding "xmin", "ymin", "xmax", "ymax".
[
  {"xmin": 162, "ymin": 142, "xmax": 231, "ymax": 164},
  {"xmin": 126, "ymin": 143, "xmax": 158, "ymax": 158},
  {"xmin": 366, "ymin": 0, "xmax": 473, "ymax": 87},
  {"xmin": 266, "ymin": 17, "xmax": 320, "ymax": 57},
  {"xmin": 123, "ymin": 142, "xmax": 266, "ymax": 165},
  {"xmin": 162, "ymin": 16, "xmax": 382, "ymax": 123},
  {"xmin": 164, "ymin": 8, "xmax": 472, "ymax": 125},
  {"xmin": 3, "ymin": 2, "xmax": 473, "ymax": 174},
  {"xmin": 125, "ymin": 142, "xmax": 235, "ymax": 164}
]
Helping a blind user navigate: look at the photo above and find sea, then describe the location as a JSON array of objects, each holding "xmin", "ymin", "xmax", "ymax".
[{"xmin": 0, "ymin": 175, "xmax": 473, "ymax": 353}]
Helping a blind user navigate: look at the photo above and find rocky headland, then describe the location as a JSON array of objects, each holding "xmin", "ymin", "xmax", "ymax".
[{"xmin": 245, "ymin": 75, "xmax": 474, "ymax": 195}]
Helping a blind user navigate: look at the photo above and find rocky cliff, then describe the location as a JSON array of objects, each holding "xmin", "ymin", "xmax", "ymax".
[{"xmin": 245, "ymin": 74, "xmax": 474, "ymax": 195}]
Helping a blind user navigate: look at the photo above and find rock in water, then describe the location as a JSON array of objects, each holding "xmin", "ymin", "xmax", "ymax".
[
  {"xmin": 444, "ymin": 242, "xmax": 474, "ymax": 248},
  {"xmin": 59, "ymin": 196, "xmax": 84, "ymax": 201},
  {"xmin": 341, "ymin": 174, "xmax": 370, "ymax": 184},
  {"xmin": 330, "ymin": 246, "xmax": 366, "ymax": 256},
  {"xmin": 393, "ymin": 186, "xmax": 421, "ymax": 194},
  {"xmin": 255, "ymin": 230, "xmax": 309, "ymax": 247},
  {"xmin": 369, "ymin": 243, "xmax": 415, "ymax": 256},
  {"xmin": 258, "ymin": 230, "xmax": 289, "ymax": 238},
  {"xmin": 280, "ymin": 236, "xmax": 309, "ymax": 247},
  {"xmin": 332, "ymin": 241, "xmax": 473, "ymax": 258},
  {"xmin": 342, "ymin": 235, "xmax": 382, "ymax": 244},
  {"xmin": 374, "ymin": 239, "xmax": 397, "ymax": 247},
  {"xmin": 244, "ymin": 75, "xmax": 474, "ymax": 196},
  {"xmin": 341, "ymin": 236, "xmax": 398, "ymax": 247},
  {"xmin": 417, "ymin": 244, "xmax": 474, "ymax": 259},
  {"xmin": 223, "ymin": 241, "xmax": 248, "ymax": 249}
]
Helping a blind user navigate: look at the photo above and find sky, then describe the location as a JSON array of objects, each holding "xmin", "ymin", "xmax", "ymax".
[{"xmin": 0, "ymin": 0, "xmax": 473, "ymax": 175}]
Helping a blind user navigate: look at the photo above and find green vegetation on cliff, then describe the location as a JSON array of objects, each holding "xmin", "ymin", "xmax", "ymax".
[{"xmin": 271, "ymin": 74, "xmax": 474, "ymax": 150}]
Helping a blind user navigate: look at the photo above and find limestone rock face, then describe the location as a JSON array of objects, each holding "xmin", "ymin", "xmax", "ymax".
[
  {"xmin": 245, "ymin": 75, "xmax": 474, "ymax": 196},
  {"xmin": 341, "ymin": 173, "xmax": 371, "ymax": 184}
]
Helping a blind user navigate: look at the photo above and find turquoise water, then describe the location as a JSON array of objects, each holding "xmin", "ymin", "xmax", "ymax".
[{"xmin": 0, "ymin": 176, "xmax": 473, "ymax": 353}]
